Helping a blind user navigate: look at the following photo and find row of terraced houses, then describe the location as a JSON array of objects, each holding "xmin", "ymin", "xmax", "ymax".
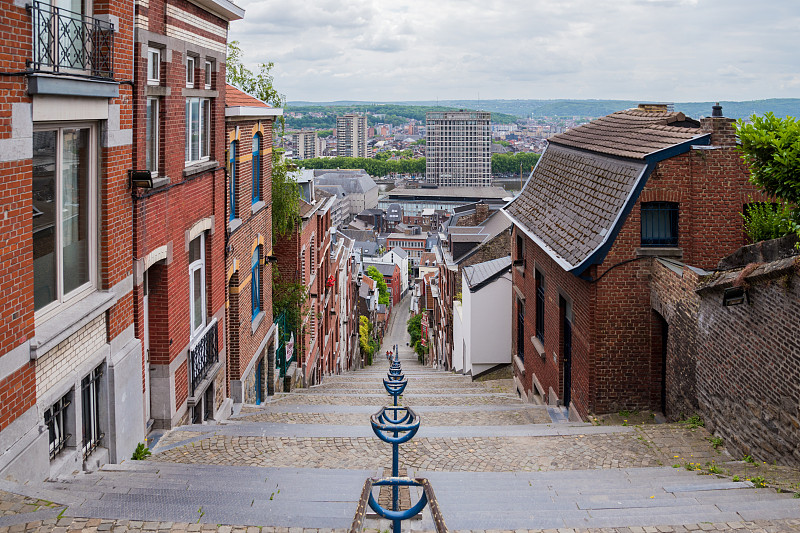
[{"xmin": 0, "ymin": 0, "xmax": 361, "ymax": 482}]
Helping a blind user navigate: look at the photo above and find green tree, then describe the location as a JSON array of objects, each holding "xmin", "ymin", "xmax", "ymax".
[
  {"xmin": 272, "ymin": 268, "xmax": 308, "ymax": 338},
  {"xmin": 366, "ymin": 266, "xmax": 390, "ymax": 306},
  {"xmin": 407, "ymin": 313, "xmax": 422, "ymax": 346},
  {"xmin": 226, "ymin": 41, "xmax": 286, "ymax": 128},
  {"xmin": 736, "ymin": 113, "xmax": 800, "ymax": 205},
  {"xmin": 271, "ymin": 150, "xmax": 302, "ymax": 242},
  {"xmin": 736, "ymin": 113, "xmax": 800, "ymax": 241}
]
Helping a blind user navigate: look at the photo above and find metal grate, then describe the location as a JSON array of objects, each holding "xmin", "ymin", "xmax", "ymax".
[
  {"xmin": 45, "ymin": 393, "xmax": 71, "ymax": 460},
  {"xmin": 29, "ymin": 1, "xmax": 115, "ymax": 79},
  {"xmin": 641, "ymin": 202, "xmax": 679, "ymax": 247},
  {"xmin": 81, "ymin": 365, "xmax": 104, "ymax": 459},
  {"xmin": 189, "ymin": 318, "xmax": 218, "ymax": 396}
]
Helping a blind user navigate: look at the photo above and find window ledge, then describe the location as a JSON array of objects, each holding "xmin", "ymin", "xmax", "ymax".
[
  {"xmin": 513, "ymin": 354, "xmax": 525, "ymax": 375},
  {"xmin": 152, "ymin": 176, "xmax": 170, "ymax": 189},
  {"xmin": 182, "ymin": 88, "xmax": 219, "ymax": 98},
  {"xmin": 145, "ymin": 85, "xmax": 169, "ymax": 97},
  {"xmin": 251, "ymin": 310, "xmax": 265, "ymax": 334},
  {"xmin": 251, "ymin": 200, "xmax": 266, "ymax": 215},
  {"xmin": 636, "ymin": 247, "xmax": 683, "ymax": 258},
  {"xmin": 183, "ymin": 160, "xmax": 218, "ymax": 178},
  {"xmin": 531, "ymin": 336, "xmax": 546, "ymax": 359},
  {"xmin": 228, "ymin": 218, "xmax": 242, "ymax": 234},
  {"xmin": 187, "ymin": 360, "xmax": 223, "ymax": 404},
  {"xmin": 31, "ymin": 290, "xmax": 116, "ymax": 360}
]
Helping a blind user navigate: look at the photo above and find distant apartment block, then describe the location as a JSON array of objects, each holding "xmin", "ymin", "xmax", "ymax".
[
  {"xmin": 336, "ymin": 114, "xmax": 369, "ymax": 158},
  {"xmin": 426, "ymin": 111, "xmax": 492, "ymax": 187},
  {"xmin": 293, "ymin": 130, "xmax": 319, "ymax": 160}
]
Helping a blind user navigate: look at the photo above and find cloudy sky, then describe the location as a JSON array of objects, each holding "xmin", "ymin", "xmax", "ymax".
[{"xmin": 228, "ymin": 0, "xmax": 800, "ymax": 103}]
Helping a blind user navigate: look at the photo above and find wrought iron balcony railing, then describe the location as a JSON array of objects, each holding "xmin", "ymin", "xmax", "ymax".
[
  {"xmin": 189, "ymin": 318, "xmax": 218, "ymax": 396},
  {"xmin": 28, "ymin": 1, "xmax": 114, "ymax": 79}
]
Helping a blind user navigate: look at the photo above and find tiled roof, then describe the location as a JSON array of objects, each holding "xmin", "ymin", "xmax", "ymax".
[
  {"xmin": 225, "ymin": 84, "xmax": 270, "ymax": 108},
  {"xmin": 419, "ymin": 252, "xmax": 436, "ymax": 266},
  {"xmin": 504, "ymin": 143, "xmax": 647, "ymax": 271},
  {"xmin": 549, "ymin": 108, "xmax": 706, "ymax": 160},
  {"xmin": 463, "ymin": 256, "xmax": 512, "ymax": 291}
]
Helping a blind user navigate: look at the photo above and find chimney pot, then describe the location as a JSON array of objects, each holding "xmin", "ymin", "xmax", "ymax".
[{"xmin": 712, "ymin": 102, "xmax": 723, "ymax": 117}]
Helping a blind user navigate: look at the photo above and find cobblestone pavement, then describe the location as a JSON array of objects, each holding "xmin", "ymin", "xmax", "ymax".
[
  {"xmin": 236, "ymin": 408, "xmax": 552, "ymax": 425},
  {"xmin": 3, "ymin": 295, "xmax": 800, "ymax": 531},
  {"xmin": 2, "ymin": 517, "xmax": 800, "ymax": 533},
  {"xmin": 0, "ymin": 491, "xmax": 60, "ymax": 518},
  {"xmin": 153, "ymin": 433, "xmax": 661, "ymax": 471}
]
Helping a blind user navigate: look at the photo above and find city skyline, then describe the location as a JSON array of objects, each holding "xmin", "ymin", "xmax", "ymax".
[{"xmin": 229, "ymin": 0, "xmax": 800, "ymax": 103}]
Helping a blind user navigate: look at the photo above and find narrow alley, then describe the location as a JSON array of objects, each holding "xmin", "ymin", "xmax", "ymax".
[{"xmin": 1, "ymin": 296, "xmax": 799, "ymax": 532}]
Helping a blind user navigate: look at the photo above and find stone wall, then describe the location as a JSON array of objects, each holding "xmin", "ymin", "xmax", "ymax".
[{"xmin": 695, "ymin": 256, "xmax": 800, "ymax": 466}]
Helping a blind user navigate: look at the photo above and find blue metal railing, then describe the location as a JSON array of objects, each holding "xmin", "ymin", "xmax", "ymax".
[{"xmin": 350, "ymin": 353, "xmax": 448, "ymax": 533}]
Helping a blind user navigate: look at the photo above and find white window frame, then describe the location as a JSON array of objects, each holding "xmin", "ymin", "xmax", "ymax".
[
  {"xmin": 204, "ymin": 60, "xmax": 212, "ymax": 89},
  {"xmin": 33, "ymin": 123, "xmax": 98, "ymax": 322},
  {"xmin": 186, "ymin": 56, "xmax": 195, "ymax": 88},
  {"xmin": 189, "ymin": 233, "xmax": 207, "ymax": 338},
  {"xmin": 147, "ymin": 47, "xmax": 160, "ymax": 85},
  {"xmin": 146, "ymin": 97, "xmax": 159, "ymax": 175},
  {"xmin": 185, "ymin": 97, "xmax": 211, "ymax": 164}
]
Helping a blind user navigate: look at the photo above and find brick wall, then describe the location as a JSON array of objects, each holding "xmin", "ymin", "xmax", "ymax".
[
  {"xmin": 0, "ymin": 364, "xmax": 35, "ymax": 433},
  {"xmin": 35, "ymin": 315, "xmax": 107, "ymax": 398},
  {"xmin": 695, "ymin": 259, "xmax": 800, "ymax": 466},
  {"xmin": 225, "ymin": 117, "xmax": 275, "ymax": 390},
  {"xmin": 649, "ymin": 259, "xmax": 701, "ymax": 419},
  {"xmin": 511, "ymin": 227, "xmax": 595, "ymax": 415}
]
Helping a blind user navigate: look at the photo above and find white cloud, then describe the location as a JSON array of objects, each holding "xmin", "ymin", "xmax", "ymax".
[{"xmin": 229, "ymin": 0, "xmax": 800, "ymax": 102}]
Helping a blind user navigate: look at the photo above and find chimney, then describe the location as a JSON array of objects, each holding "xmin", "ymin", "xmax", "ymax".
[
  {"xmin": 638, "ymin": 103, "xmax": 669, "ymax": 113},
  {"xmin": 700, "ymin": 102, "xmax": 737, "ymax": 147}
]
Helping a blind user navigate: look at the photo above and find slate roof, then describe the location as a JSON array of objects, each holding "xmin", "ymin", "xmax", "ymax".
[
  {"xmin": 364, "ymin": 261, "xmax": 397, "ymax": 277},
  {"xmin": 341, "ymin": 229, "xmax": 376, "ymax": 242},
  {"xmin": 549, "ymin": 108, "xmax": 706, "ymax": 160},
  {"xmin": 505, "ymin": 143, "xmax": 646, "ymax": 270},
  {"xmin": 463, "ymin": 256, "xmax": 512, "ymax": 291},
  {"xmin": 388, "ymin": 247, "xmax": 408, "ymax": 259},
  {"xmin": 504, "ymin": 106, "xmax": 712, "ymax": 275},
  {"xmin": 315, "ymin": 171, "xmax": 378, "ymax": 194}
]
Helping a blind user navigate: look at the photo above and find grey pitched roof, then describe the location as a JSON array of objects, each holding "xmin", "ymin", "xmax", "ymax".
[
  {"xmin": 504, "ymin": 143, "xmax": 647, "ymax": 272},
  {"xmin": 364, "ymin": 261, "xmax": 397, "ymax": 277},
  {"xmin": 340, "ymin": 229, "xmax": 376, "ymax": 242},
  {"xmin": 315, "ymin": 171, "xmax": 378, "ymax": 195},
  {"xmin": 354, "ymin": 241, "xmax": 379, "ymax": 256},
  {"xmin": 389, "ymin": 247, "xmax": 408, "ymax": 259},
  {"xmin": 463, "ymin": 256, "xmax": 512, "ymax": 291},
  {"xmin": 316, "ymin": 184, "xmax": 347, "ymax": 198}
]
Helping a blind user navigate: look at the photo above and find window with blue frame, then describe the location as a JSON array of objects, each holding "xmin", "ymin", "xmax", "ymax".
[
  {"xmin": 229, "ymin": 141, "xmax": 237, "ymax": 220},
  {"xmin": 641, "ymin": 202, "xmax": 679, "ymax": 246},
  {"xmin": 252, "ymin": 133, "xmax": 261, "ymax": 203},
  {"xmin": 251, "ymin": 246, "xmax": 261, "ymax": 320}
]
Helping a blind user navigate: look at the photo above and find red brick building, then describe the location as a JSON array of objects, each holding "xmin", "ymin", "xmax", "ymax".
[
  {"xmin": 274, "ymin": 181, "xmax": 336, "ymax": 387},
  {"xmin": 503, "ymin": 104, "xmax": 761, "ymax": 420},
  {"xmin": 0, "ymin": 0, "xmax": 141, "ymax": 480},
  {"xmin": 131, "ymin": 0, "xmax": 243, "ymax": 429},
  {"xmin": 224, "ymin": 85, "xmax": 282, "ymax": 403},
  {"xmin": 364, "ymin": 261, "xmax": 401, "ymax": 307}
]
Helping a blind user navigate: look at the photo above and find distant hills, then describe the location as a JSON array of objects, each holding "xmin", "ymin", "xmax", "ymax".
[{"xmin": 287, "ymin": 99, "xmax": 800, "ymax": 121}]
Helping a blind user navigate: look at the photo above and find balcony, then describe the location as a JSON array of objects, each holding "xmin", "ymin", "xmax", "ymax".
[
  {"xmin": 189, "ymin": 318, "xmax": 219, "ymax": 396},
  {"xmin": 27, "ymin": 1, "xmax": 118, "ymax": 95}
]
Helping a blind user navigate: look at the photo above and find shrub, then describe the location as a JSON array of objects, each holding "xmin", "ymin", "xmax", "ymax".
[
  {"xmin": 131, "ymin": 442, "xmax": 151, "ymax": 460},
  {"xmin": 741, "ymin": 200, "xmax": 797, "ymax": 243}
]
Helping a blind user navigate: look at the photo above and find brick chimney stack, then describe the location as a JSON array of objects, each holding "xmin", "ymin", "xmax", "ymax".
[{"xmin": 700, "ymin": 102, "xmax": 738, "ymax": 147}]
